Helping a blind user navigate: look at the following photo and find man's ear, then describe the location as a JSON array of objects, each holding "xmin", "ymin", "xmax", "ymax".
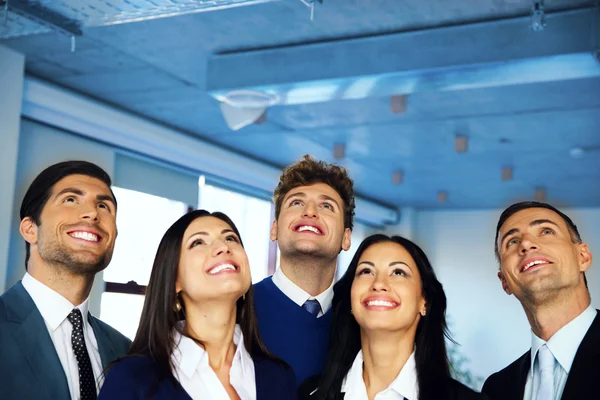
[
  {"xmin": 341, "ymin": 228, "xmax": 351, "ymax": 251},
  {"xmin": 20, "ymin": 217, "xmax": 38, "ymax": 245},
  {"xmin": 498, "ymin": 271, "xmax": 513, "ymax": 295},
  {"xmin": 577, "ymin": 242, "xmax": 592, "ymax": 273},
  {"xmin": 270, "ymin": 220, "xmax": 278, "ymax": 242}
]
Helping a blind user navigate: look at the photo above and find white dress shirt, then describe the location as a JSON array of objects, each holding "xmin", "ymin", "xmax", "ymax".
[
  {"xmin": 21, "ymin": 273, "xmax": 103, "ymax": 399},
  {"xmin": 172, "ymin": 324, "xmax": 256, "ymax": 400},
  {"xmin": 524, "ymin": 305, "xmax": 597, "ymax": 400},
  {"xmin": 272, "ymin": 267, "xmax": 334, "ymax": 317},
  {"xmin": 342, "ymin": 350, "xmax": 418, "ymax": 400}
]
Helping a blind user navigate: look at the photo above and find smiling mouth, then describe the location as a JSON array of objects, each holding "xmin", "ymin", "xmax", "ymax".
[
  {"xmin": 207, "ymin": 263, "xmax": 238, "ymax": 275},
  {"xmin": 68, "ymin": 231, "xmax": 101, "ymax": 243},
  {"xmin": 294, "ymin": 225, "xmax": 323, "ymax": 235},
  {"xmin": 364, "ymin": 300, "xmax": 399, "ymax": 308},
  {"xmin": 521, "ymin": 260, "xmax": 552, "ymax": 272}
]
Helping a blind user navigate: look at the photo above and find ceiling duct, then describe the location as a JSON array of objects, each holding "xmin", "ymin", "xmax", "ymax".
[{"xmin": 0, "ymin": 0, "xmax": 280, "ymax": 39}]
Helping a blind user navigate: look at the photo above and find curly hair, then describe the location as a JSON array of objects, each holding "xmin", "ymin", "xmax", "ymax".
[{"xmin": 273, "ymin": 154, "xmax": 355, "ymax": 230}]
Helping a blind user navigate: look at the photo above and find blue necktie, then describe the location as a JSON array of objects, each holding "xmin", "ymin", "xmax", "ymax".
[{"xmin": 302, "ymin": 299, "xmax": 321, "ymax": 316}]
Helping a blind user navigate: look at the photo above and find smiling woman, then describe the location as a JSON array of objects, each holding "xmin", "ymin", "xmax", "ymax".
[
  {"xmin": 300, "ymin": 234, "xmax": 487, "ymax": 400},
  {"xmin": 98, "ymin": 209, "xmax": 297, "ymax": 400}
]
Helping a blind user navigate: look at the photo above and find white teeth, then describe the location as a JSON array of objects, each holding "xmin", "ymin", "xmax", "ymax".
[
  {"xmin": 70, "ymin": 232, "xmax": 99, "ymax": 242},
  {"xmin": 366, "ymin": 300, "xmax": 397, "ymax": 307},
  {"xmin": 297, "ymin": 225, "xmax": 320, "ymax": 234},
  {"xmin": 523, "ymin": 260, "xmax": 548, "ymax": 271},
  {"xmin": 208, "ymin": 264, "xmax": 237, "ymax": 275}
]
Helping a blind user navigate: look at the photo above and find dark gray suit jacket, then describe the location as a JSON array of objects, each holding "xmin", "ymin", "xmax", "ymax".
[
  {"xmin": 482, "ymin": 311, "xmax": 600, "ymax": 400},
  {"xmin": 0, "ymin": 281, "xmax": 131, "ymax": 400}
]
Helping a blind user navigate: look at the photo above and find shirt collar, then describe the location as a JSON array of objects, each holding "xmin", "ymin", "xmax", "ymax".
[
  {"xmin": 272, "ymin": 267, "xmax": 334, "ymax": 313},
  {"xmin": 530, "ymin": 304, "xmax": 597, "ymax": 375},
  {"xmin": 342, "ymin": 350, "xmax": 418, "ymax": 400},
  {"xmin": 172, "ymin": 324, "xmax": 252, "ymax": 380},
  {"xmin": 21, "ymin": 272, "xmax": 90, "ymax": 331}
]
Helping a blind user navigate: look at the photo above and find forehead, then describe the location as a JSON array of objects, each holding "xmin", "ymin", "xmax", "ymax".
[
  {"xmin": 284, "ymin": 182, "xmax": 343, "ymax": 202},
  {"xmin": 360, "ymin": 242, "xmax": 415, "ymax": 264},
  {"xmin": 184, "ymin": 216, "xmax": 232, "ymax": 236},
  {"xmin": 51, "ymin": 174, "xmax": 112, "ymax": 195},
  {"xmin": 499, "ymin": 207, "xmax": 569, "ymax": 235}
]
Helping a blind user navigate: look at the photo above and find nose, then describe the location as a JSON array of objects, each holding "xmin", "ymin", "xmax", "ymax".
[
  {"xmin": 80, "ymin": 203, "xmax": 99, "ymax": 223},
  {"xmin": 370, "ymin": 274, "xmax": 389, "ymax": 292},
  {"xmin": 212, "ymin": 239, "xmax": 232, "ymax": 257},
  {"xmin": 302, "ymin": 200, "xmax": 318, "ymax": 219},
  {"xmin": 519, "ymin": 234, "xmax": 539, "ymax": 255}
]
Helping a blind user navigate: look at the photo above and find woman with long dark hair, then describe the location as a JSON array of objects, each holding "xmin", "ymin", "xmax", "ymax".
[
  {"xmin": 299, "ymin": 234, "xmax": 487, "ymax": 400},
  {"xmin": 99, "ymin": 210, "xmax": 296, "ymax": 399}
]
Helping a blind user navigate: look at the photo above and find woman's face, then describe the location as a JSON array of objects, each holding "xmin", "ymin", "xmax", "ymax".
[
  {"xmin": 350, "ymin": 241, "xmax": 426, "ymax": 335},
  {"xmin": 175, "ymin": 216, "xmax": 251, "ymax": 306}
]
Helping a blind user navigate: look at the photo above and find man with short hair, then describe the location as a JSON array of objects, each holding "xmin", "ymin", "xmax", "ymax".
[
  {"xmin": 253, "ymin": 154, "xmax": 354, "ymax": 386},
  {"xmin": 482, "ymin": 201, "xmax": 599, "ymax": 400},
  {"xmin": 0, "ymin": 161, "xmax": 131, "ymax": 400}
]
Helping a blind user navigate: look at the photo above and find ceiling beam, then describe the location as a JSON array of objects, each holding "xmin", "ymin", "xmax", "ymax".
[{"xmin": 207, "ymin": 7, "xmax": 600, "ymax": 105}]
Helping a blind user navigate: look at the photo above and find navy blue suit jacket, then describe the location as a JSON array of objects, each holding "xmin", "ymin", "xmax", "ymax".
[
  {"xmin": 99, "ymin": 353, "xmax": 297, "ymax": 400},
  {"xmin": 0, "ymin": 281, "xmax": 131, "ymax": 400},
  {"xmin": 482, "ymin": 312, "xmax": 600, "ymax": 400}
]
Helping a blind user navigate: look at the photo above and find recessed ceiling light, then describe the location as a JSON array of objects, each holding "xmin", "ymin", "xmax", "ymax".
[
  {"xmin": 502, "ymin": 166, "xmax": 513, "ymax": 181},
  {"xmin": 534, "ymin": 187, "xmax": 546, "ymax": 202},
  {"xmin": 390, "ymin": 95, "xmax": 407, "ymax": 114},
  {"xmin": 569, "ymin": 147, "xmax": 584, "ymax": 158},
  {"xmin": 455, "ymin": 135, "xmax": 468, "ymax": 153},
  {"xmin": 437, "ymin": 191, "xmax": 448, "ymax": 204},
  {"xmin": 392, "ymin": 170, "xmax": 403, "ymax": 185},
  {"xmin": 333, "ymin": 143, "xmax": 346, "ymax": 160}
]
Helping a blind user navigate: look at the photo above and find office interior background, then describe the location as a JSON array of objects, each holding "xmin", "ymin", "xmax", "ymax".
[{"xmin": 1, "ymin": 0, "xmax": 599, "ymax": 390}]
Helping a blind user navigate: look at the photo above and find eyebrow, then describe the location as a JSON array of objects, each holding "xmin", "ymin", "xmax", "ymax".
[
  {"xmin": 285, "ymin": 191, "xmax": 342, "ymax": 209},
  {"xmin": 358, "ymin": 261, "xmax": 411, "ymax": 269},
  {"xmin": 187, "ymin": 229, "xmax": 235, "ymax": 241},
  {"xmin": 54, "ymin": 188, "xmax": 116, "ymax": 207},
  {"xmin": 499, "ymin": 219, "xmax": 560, "ymax": 247}
]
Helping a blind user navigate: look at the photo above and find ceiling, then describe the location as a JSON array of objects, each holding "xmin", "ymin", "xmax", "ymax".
[{"xmin": 1, "ymin": 0, "xmax": 599, "ymax": 210}]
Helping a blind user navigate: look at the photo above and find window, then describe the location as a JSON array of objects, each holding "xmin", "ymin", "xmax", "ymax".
[
  {"xmin": 100, "ymin": 186, "xmax": 188, "ymax": 339},
  {"xmin": 336, "ymin": 223, "xmax": 370, "ymax": 280},
  {"xmin": 198, "ymin": 177, "xmax": 273, "ymax": 283}
]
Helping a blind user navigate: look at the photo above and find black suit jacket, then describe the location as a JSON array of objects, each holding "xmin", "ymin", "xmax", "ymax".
[
  {"xmin": 299, "ymin": 375, "xmax": 487, "ymax": 400},
  {"xmin": 0, "ymin": 281, "xmax": 131, "ymax": 400},
  {"xmin": 482, "ymin": 311, "xmax": 600, "ymax": 400}
]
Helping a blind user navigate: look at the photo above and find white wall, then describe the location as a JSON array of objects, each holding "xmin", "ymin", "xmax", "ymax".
[
  {"xmin": 0, "ymin": 45, "xmax": 24, "ymax": 292},
  {"xmin": 413, "ymin": 208, "xmax": 600, "ymax": 388}
]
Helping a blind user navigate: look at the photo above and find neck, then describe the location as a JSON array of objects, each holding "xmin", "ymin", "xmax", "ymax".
[
  {"xmin": 522, "ymin": 288, "xmax": 590, "ymax": 341},
  {"xmin": 27, "ymin": 260, "xmax": 94, "ymax": 306},
  {"xmin": 184, "ymin": 299, "xmax": 238, "ymax": 371},
  {"xmin": 360, "ymin": 329, "xmax": 415, "ymax": 400},
  {"xmin": 279, "ymin": 255, "xmax": 336, "ymax": 296}
]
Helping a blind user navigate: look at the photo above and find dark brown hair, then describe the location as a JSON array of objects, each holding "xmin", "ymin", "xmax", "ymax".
[{"xmin": 273, "ymin": 154, "xmax": 355, "ymax": 230}]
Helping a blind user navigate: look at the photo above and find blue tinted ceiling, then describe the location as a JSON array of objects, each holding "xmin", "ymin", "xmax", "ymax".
[{"xmin": 1, "ymin": 0, "xmax": 598, "ymax": 210}]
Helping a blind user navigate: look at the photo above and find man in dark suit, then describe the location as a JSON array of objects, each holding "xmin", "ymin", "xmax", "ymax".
[
  {"xmin": 0, "ymin": 161, "xmax": 131, "ymax": 400},
  {"xmin": 483, "ymin": 201, "xmax": 599, "ymax": 400}
]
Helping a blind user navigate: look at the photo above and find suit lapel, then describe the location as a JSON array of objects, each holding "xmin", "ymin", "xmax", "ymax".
[
  {"xmin": 560, "ymin": 312, "xmax": 600, "ymax": 400},
  {"xmin": 6, "ymin": 283, "xmax": 70, "ymax": 400},
  {"xmin": 515, "ymin": 351, "xmax": 531, "ymax": 400},
  {"xmin": 88, "ymin": 314, "xmax": 117, "ymax": 368}
]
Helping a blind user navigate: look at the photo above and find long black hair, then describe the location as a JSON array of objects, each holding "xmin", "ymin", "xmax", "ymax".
[
  {"xmin": 316, "ymin": 234, "xmax": 452, "ymax": 400},
  {"xmin": 125, "ymin": 210, "xmax": 280, "ymax": 380}
]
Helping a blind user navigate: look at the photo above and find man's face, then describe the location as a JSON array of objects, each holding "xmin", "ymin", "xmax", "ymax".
[
  {"xmin": 496, "ymin": 208, "xmax": 591, "ymax": 304},
  {"xmin": 21, "ymin": 174, "xmax": 118, "ymax": 275},
  {"xmin": 270, "ymin": 182, "xmax": 351, "ymax": 261}
]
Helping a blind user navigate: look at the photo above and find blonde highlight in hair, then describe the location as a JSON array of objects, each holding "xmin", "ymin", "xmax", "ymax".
[{"xmin": 273, "ymin": 154, "xmax": 355, "ymax": 230}]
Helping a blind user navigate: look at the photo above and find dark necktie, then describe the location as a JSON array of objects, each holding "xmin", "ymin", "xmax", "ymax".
[
  {"xmin": 302, "ymin": 299, "xmax": 321, "ymax": 316},
  {"xmin": 67, "ymin": 308, "xmax": 97, "ymax": 400}
]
